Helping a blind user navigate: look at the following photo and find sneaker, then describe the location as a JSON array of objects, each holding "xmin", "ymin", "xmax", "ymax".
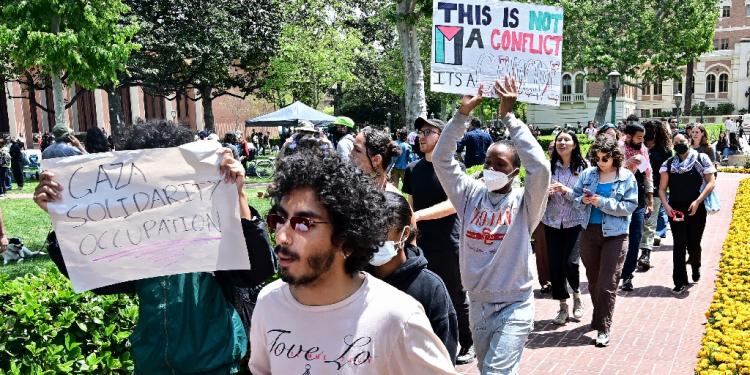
[
  {"xmin": 595, "ymin": 331, "xmax": 610, "ymax": 347},
  {"xmin": 572, "ymin": 293, "xmax": 585, "ymax": 320},
  {"xmin": 637, "ymin": 249, "xmax": 651, "ymax": 270},
  {"xmin": 552, "ymin": 303, "xmax": 569, "ymax": 325},
  {"xmin": 456, "ymin": 346, "xmax": 475, "ymax": 365},
  {"xmin": 16, "ymin": 186, "xmax": 23, "ymax": 190},
  {"xmin": 692, "ymin": 266, "xmax": 701, "ymax": 282},
  {"xmin": 620, "ymin": 276, "xmax": 634, "ymax": 291},
  {"xmin": 671, "ymin": 285, "xmax": 686, "ymax": 295}
]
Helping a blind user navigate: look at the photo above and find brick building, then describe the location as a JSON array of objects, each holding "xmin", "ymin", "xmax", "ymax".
[
  {"xmin": 527, "ymin": 0, "xmax": 750, "ymax": 127},
  {"xmin": 1, "ymin": 79, "xmax": 280, "ymax": 149}
]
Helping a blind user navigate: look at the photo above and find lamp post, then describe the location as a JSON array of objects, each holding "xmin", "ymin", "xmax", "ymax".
[
  {"xmin": 699, "ymin": 100, "xmax": 705, "ymax": 124},
  {"xmin": 608, "ymin": 70, "xmax": 621, "ymax": 124},
  {"xmin": 387, "ymin": 112, "xmax": 392, "ymax": 134},
  {"xmin": 674, "ymin": 93, "xmax": 683, "ymax": 124}
]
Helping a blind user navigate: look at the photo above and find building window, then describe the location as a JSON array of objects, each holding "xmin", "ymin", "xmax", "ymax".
[
  {"xmin": 653, "ymin": 109, "xmax": 662, "ymax": 117},
  {"xmin": 722, "ymin": 6, "xmax": 731, "ymax": 18},
  {"xmin": 653, "ymin": 81, "xmax": 663, "ymax": 95},
  {"xmin": 707, "ymin": 74, "xmax": 716, "ymax": 93},
  {"xmin": 674, "ymin": 80, "xmax": 683, "ymax": 94},
  {"xmin": 746, "ymin": 5, "xmax": 750, "ymax": 16},
  {"xmin": 562, "ymin": 74, "xmax": 572, "ymax": 95},
  {"xmin": 642, "ymin": 82, "xmax": 651, "ymax": 95},
  {"xmin": 721, "ymin": 38, "xmax": 730, "ymax": 50},
  {"xmin": 714, "ymin": 39, "xmax": 719, "ymax": 50},
  {"xmin": 719, "ymin": 73, "xmax": 729, "ymax": 92},
  {"xmin": 574, "ymin": 75, "xmax": 584, "ymax": 94}
]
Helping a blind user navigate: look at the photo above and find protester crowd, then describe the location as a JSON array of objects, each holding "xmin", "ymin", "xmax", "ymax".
[{"xmin": 24, "ymin": 76, "xmax": 729, "ymax": 375}]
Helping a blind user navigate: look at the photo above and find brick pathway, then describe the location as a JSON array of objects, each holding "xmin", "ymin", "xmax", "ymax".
[{"xmin": 456, "ymin": 172, "xmax": 746, "ymax": 375}]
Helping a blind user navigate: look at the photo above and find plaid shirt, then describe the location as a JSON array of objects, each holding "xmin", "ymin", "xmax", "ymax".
[{"xmin": 541, "ymin": 161, "xmax": 587, "ymax": 229}]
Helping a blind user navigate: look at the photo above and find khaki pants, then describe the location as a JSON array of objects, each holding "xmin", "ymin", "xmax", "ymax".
[
  {"xmin": 639, "ymin": 196, "xmax": 662, "ymax": 251},
  {"xmin": 579, "ymin": 225, "xmax": 628, "ymax": 333}
]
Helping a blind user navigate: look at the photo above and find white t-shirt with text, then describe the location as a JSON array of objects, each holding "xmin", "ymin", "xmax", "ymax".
[{"xmin": 248, "ymin": 274, "xmax": 456, "ymax": 375}]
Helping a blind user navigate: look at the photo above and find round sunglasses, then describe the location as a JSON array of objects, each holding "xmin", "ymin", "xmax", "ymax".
[{"xmin": 267, "ymin": 214, "xmax": 332, "ymax": 233}]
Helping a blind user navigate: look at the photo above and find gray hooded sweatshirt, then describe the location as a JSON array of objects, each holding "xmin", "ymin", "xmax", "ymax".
[{"xmin": 433, "ymin": 113, "xmax": 550, "ymax": 303}]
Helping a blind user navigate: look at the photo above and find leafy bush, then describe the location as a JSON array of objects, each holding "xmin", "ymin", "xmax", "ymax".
[
  {"xmin": 704, "ymin": 124, "xmax": 726, "ymax": 143},
  {"xmin": 717, "ymin": 103, "xmax": 735, "ymax": 116},
  {"xmin": 0, "ymin": 268, "xmax": 138, "ymax": 374}
]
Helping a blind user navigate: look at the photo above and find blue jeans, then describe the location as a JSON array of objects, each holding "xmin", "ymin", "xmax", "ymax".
[
  {"xmin": 469, "ymin": 297, "xmax": 534, "ymax": 375},
  {"xmin": 723, "ymin": 149, "xmax": 736, "ymax": 157},
  {"xmin": 656, "ymin": 199, "xmax": 668, "ymax": 237},
  {"xmin": 621, "ymin": 207, "xmax": 645, "ymax": 279}
]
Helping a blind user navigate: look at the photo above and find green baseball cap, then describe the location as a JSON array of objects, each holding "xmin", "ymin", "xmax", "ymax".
[{"xmin": 332, "ymin": 116, "xmax": 355, "ymax": 128}]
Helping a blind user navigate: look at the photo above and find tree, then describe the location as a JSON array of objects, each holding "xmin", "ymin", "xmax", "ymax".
[
  {"xmin": 394, "ymin": 0, "xmax": 431, "ymax": 130},
  {"xmin": 555, "ymin": 0, "xmax": 719, "ymax": 123},
  {"xmin": 0, "ymin": 0, "xmax": 139, "ymax": 126}
]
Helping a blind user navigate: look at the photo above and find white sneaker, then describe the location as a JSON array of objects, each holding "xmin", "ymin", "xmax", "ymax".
[
  {"xmin": 552, "ymin": 303, "xmax": 569, "ymax": 325},
  {"xmin": 572, "ymin": 292, "xmax": 585, "ymax": 319},
  {"xmin": 596, "ymin": 331, "xmax": 610, "ymax": 347}
]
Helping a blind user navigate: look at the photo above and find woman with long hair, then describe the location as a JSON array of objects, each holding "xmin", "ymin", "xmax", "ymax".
[
  {"xmin": 637, "ymin": 120, "xmax": 673, "ymax": 268},
  {"xmin": 84, "ymin": 127, "xmax": 110, "ymax": 154},
  {"xmin": 716, "ymin": 131, "xmax": 729, "ymax": 158},
  {"xmin": 689, "ymin": 124, "xmax": 717, "ymax": 165},
  {"xmin": 349, "ymin": 128, "xmax": 402, "ymax": 193},
  {"xmin": 659, "ymin": 131, "xmax": 716, "ymax": 294},
  {"xmin": 573, "ymin": 137, "xmax": 638, "ymax": 347},
  {"xmin": 542, "ymin": 130, "xmax": 589, "ymax": 325}
]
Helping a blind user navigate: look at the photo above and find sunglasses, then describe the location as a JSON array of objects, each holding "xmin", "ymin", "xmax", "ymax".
[
  {"xmin": 417, "ymin": 129, "xmax": 440, "ymax": 137},
  {"xmin": 266, "ymin": 214, "xmax": 332, "ymax": 233},
  {"xmin": 670, "ymin": 121, "xmax": 678, "ymax": 124},
  {"xmin": 592, "ymin": 156, "xmax": 611, "ymax": 163}
]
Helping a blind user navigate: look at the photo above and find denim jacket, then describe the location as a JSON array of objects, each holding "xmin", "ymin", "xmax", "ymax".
[{"xmin": 572, "ymin": 167, "xmax": 638, "ymax": 237}]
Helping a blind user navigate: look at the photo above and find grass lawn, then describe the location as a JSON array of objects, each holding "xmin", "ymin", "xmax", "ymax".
[
  {"xmin": 6, "ymin": 178, "xmax": 40, "ymax": 194},
  {"xmin": 0, "ymin": 187, "xmax": 271, "ymax": 280}
]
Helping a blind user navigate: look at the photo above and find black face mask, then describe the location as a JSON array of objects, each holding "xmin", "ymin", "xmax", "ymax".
[
  {"xmin": 644, "ymin": 131, "xmax": 655, "ymax": 142},
  {"xmin": 674, "ymin": 143, "xmax": 689, "ymax": 155}
]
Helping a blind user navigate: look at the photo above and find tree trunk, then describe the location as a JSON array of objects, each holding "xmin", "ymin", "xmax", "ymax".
[
  {"xmin": 201, "ymin": 86, "xmax": 215, "ymax": 133},
  {"xmin": 51, "ymin": 15, "xmax": 66, "ymax": 126},
  {"xmin": 334, "ymin": 83, "xmax": 342, "ymax": 116},
  {"xmin": 684, "ymin": 60, "xmax": 694, "ymax": 116},
  {"xmin": 594, "ymin": 88, "xmax": 612, "ymax": 124},
  {"xmin": 105, "ymin": 85, "xmax": 125, "ymax": 146},
  {"xmin": 396, "ymin": 0, "xmax": 426, "ymax": 131}
]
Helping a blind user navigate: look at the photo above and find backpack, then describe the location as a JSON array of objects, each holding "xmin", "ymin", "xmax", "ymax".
[{"xmin": 0, "ymin": 150, "xmax": 10, "ymax": 167}]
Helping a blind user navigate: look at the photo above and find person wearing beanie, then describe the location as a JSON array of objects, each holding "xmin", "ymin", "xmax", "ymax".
[{"xmin": 42, "ymin": 124, "xmax": 87, "ymax": 160}]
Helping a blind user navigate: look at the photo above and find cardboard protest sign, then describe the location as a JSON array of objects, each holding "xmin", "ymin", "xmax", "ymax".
[
  {"xmin": 43, "ymin": 141, "xmax": 250, "ymax": 292},
  {"xmin": 430, "ymin": 0, "xmax": 564, "ymax": 106}
]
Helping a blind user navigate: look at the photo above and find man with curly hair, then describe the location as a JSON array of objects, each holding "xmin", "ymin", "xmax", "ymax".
[{"xmin": 248, "ymin": 146, "xmax": 457, "ymax": 375}]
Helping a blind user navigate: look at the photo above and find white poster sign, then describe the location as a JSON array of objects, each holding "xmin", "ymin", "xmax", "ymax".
[
  {"xmin": 430, "ymin": 0, "xmax": 564, "ymax": 106},
  {"xmin": 43, "ymin": 141, "xmax": 249, "ymax": 292}
]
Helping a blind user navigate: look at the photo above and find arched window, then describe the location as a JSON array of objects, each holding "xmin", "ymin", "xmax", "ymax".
[
  {"xmin": 719, "ymin": 73, "xmax": 729, "ymax": 92},
  {"xmin": 562, "ymin": 74, "xmax": 572, "ymax": 95},
  {"xmin": 706, "ymin": 74, "xmax": 716, "ymax": 93},
  {"xmin": 574, "ymin": 75, "xmax": 584, "ymax": 94}
]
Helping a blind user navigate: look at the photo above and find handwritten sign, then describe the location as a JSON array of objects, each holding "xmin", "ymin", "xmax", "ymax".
[
  {"xmin": 42, "ymin": 141, "xmax": 250, "ymax": 292},
  {"xmin": 430, "ymin": 0, "xmax": 564, "ymax": 106}
]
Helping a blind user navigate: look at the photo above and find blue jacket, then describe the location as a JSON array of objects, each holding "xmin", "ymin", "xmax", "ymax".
[
  {"xmin": 572, "ymin": 167, "xmax": 638, "ymax": 237},
  {"xmin": 456, "ymin": 129, "xmax": 493, "ymax": 168},
  {"xmin": 392, "ymin": 140, "xmax": 412, "ymax": 170}
]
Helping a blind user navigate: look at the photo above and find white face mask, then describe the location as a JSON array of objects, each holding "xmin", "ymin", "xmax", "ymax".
[
  {"xmin": 484, "ymin": 168, "xmax": 518, "ymax": 192},
  {"xmin": 370, "ymin": 227, "xmax": 407, "ymax": 266}
]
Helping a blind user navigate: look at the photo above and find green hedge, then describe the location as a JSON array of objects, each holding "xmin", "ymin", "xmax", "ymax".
[
  {"xmin": 0, "ymin": 268, "xmax": 138, "ymax": 374},
  {"xmin": 678, "ymin": 123, "xmax": 725, "ymax": 143}
]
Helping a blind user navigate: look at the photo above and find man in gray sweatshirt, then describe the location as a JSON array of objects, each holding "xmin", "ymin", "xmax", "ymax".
[{"xmin": 433, "ymin": 76, "xmax": 550, "ymax": 374}]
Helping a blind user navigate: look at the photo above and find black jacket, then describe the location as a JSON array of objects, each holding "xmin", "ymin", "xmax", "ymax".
[{"xmin": 379, "ymin": 244, "xmax": 458, "ymax": 364}]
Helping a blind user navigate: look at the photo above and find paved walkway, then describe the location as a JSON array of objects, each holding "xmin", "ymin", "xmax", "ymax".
[{"xmin": 457, "ymin": 172, "xmax": 746, "ymax": 375}]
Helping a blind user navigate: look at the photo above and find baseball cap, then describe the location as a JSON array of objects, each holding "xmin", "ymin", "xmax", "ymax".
[
  {"xmin": 207, "ymin": 133, "xmax": 220, "ymax": 141},
  {"xmin": 332, "ymin": 117, "xmax": 355, "ymax": 128},
  {"xmin": 52, "ymin": 124, "xmax": 73, "ymax": 142},
  {"xmin": 415, "ymin": 116, "xmax": 447, "ymax": 132}
]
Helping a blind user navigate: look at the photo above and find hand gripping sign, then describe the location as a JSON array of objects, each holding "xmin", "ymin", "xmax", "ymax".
[
  {"xmin": 431, "ymin": 0, "xmax": 564, "ymax": 106},
  {"xmin": 42, "ymin": 141, "xmax": 249, "ymax": 292}
]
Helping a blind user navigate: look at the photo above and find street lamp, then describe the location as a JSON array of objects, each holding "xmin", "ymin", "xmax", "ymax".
[
  {"xmin": 608, "ymin": 70, "xmax": 621, "ymax": 124},
  {"xmin": 387, "ymin": 112, "xmax": 392, "ymax": 134},
  {"xmin": 674, "ymin": 93, "xmax": 683, "ymax": 124},
  {"xmin": 699, "ymin": 100, "xmax": 705, "ymax": 124}
]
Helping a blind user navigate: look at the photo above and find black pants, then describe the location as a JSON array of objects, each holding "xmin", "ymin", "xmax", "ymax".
[
  {"xmin": 543, "ymin": 224, "xmax": 582, "ymax": 300},
  {"xmin": 423, "ymin": 249, "xmax": 473, "ymax": 350},
  {"xmin": 669, "ymin": 201, "xmax": 707, "ymax": 287},
  {"xmin": 0, "ymin": 167, "xmax": 7, "ymax": 195},
  {"xmin": 11, "ymin": 161, "xmax": 23, "ymax": 188}
]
